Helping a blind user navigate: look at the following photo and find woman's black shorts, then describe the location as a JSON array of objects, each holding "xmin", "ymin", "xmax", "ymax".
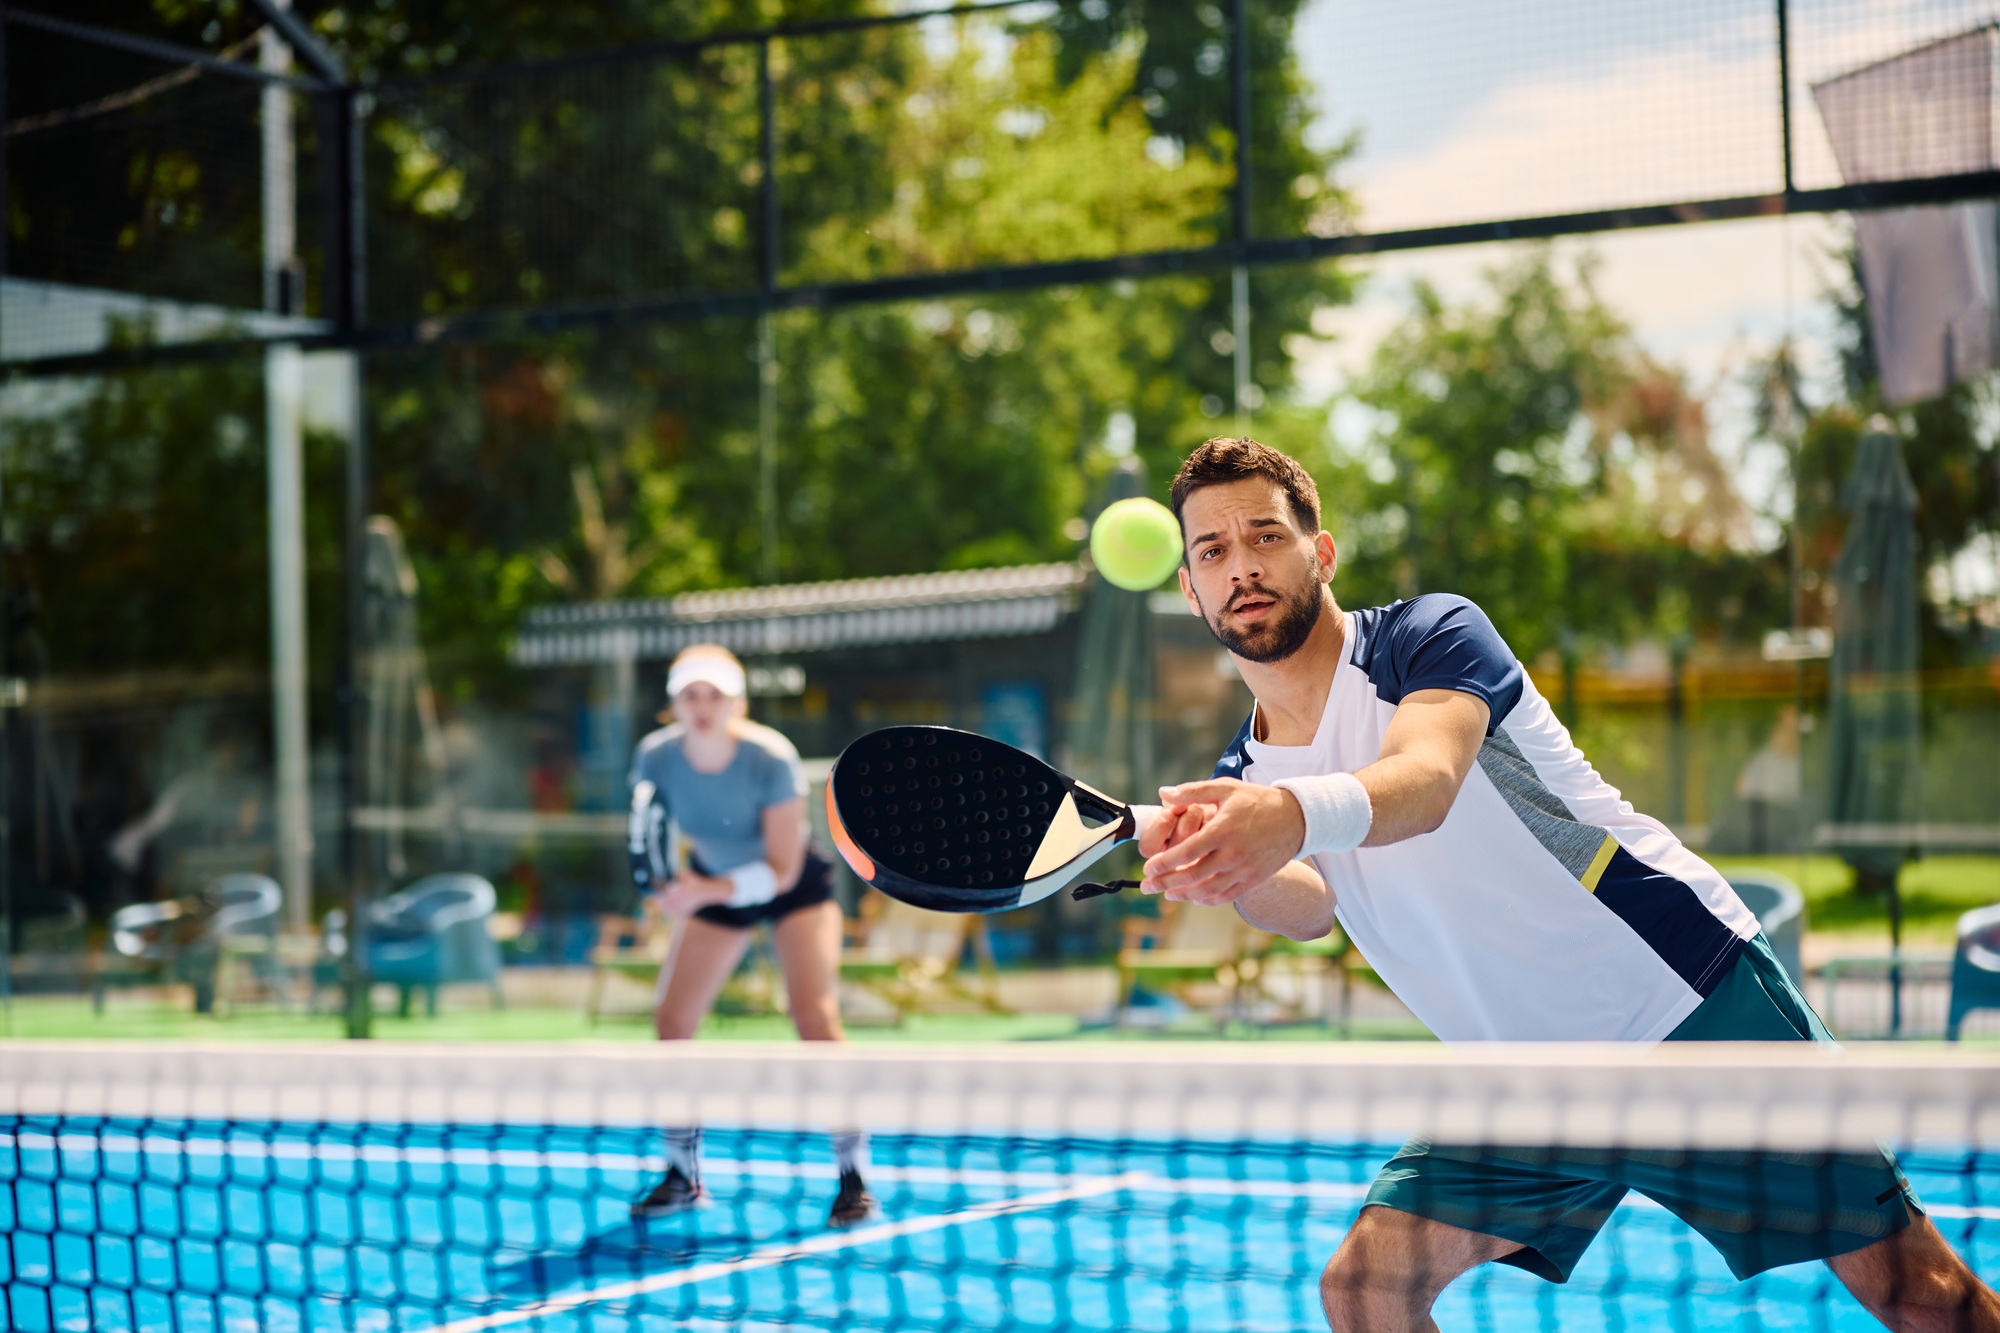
[{"xmin": 693, "ymin": 849, "xmax": 838, "ymax": 929}]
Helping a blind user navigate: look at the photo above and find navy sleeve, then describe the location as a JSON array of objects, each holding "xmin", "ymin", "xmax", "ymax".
[
  {"xmin": 1353, "ymin": 595, "xmax": 1522, "ymax": 732},
  {"xmin": 1211, "ymin": 712, "xmax": 1254, "ymax": 780}
]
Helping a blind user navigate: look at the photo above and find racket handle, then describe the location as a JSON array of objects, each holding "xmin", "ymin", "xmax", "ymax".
[{"xmin": 1071, "ymin": 879, "xmax": 1142, "ymax": 901}]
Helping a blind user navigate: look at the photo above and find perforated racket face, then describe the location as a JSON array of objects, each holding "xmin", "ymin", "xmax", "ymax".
[{"xmin": 827, "ymin": 727, "xmax": 1124, "ymax": 913}]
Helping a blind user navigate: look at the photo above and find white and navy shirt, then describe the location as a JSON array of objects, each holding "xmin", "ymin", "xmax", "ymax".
[{"xmin": 1216, "ymin": 594, "xmax": 1758, "ymax": 1043}]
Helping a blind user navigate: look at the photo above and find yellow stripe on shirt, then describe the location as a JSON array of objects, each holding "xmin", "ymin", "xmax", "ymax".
[{"xmin": 1580, "ymin": 834, "xmax": 1620, "ymax": 892}]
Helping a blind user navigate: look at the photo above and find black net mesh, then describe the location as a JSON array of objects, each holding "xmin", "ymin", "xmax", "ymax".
[{"xmin": 2, "ymin": 1043, "xmax": 1993, "ymax": 1332}]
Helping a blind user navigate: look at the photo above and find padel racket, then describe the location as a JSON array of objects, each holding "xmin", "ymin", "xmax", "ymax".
[{"xmin": 826, "ymin": 726, "xmax": 1142, "ymax": 913}]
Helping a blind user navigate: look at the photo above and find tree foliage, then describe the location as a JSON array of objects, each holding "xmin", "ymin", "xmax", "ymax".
[{"xmin": 1327, "ymin": 250, "xmax": 1784, "ymax": 661}]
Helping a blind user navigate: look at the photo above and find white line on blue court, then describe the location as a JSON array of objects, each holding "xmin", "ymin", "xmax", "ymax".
[{"xmin": 401, "ymin": 1171, "xmax": 1151, "ymax": 1333}]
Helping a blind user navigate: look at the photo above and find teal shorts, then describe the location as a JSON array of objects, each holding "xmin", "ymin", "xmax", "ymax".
[{"xmin": 1363, "ymin": 934, "xmax": 1921, "ymax": 1282}]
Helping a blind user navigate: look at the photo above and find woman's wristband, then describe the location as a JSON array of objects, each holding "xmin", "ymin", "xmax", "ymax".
[
  {"xmin": 724, "ymin": 860, "xmax": 781, "ymax": 908},
  {"xmin": 1271, "ymin": 773, "xmax": 1372, "ymax": 857}
]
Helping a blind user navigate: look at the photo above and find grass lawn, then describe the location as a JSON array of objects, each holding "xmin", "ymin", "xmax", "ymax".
[
  {"xmin": 0, "ymin": 996, "xmax": 1087, "ymax": 1044},
  {"xmin": 1709, "ymin": 854, "xmax": 2000, "ymax": 947}
]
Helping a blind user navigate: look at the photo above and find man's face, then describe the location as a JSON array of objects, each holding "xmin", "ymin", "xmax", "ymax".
[{"xmin": 1177, "ymin": 478, "xmax": 1332, "ymax": 664}]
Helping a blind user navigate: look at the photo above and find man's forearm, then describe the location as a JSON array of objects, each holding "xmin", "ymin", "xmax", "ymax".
[
  {"xmin": 1234, "ymin": 860, "xmax": 1338, "ymax": 941},
  {"xmin": 1354, "ymin": 752, "xmax": 1462, "ymax": 846}
]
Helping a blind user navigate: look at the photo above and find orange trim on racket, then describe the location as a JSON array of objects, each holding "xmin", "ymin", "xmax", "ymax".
[{"xmin": 826, "ymin": 778, "xmax": 875, "ymax": 881}]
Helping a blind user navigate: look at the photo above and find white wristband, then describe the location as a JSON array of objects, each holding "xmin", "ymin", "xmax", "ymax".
[
  {"xmin": 1129, "ymin": 804, "xmax": 1165, "ymax": 843},
  {"xmin": 1272, "ymin": 773, "xmax": 1372, "ymax": 857},
  {"xmin": 724, "ymin": 860, "xmax": 781, "ymax": 908}
]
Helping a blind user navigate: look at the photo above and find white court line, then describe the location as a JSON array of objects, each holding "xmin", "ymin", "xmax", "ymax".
[{"xmin": 401, "ymin": 1171, "xmax": 1148, "ymax": 1333}]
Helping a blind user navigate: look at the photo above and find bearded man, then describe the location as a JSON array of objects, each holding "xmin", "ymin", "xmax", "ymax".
[{"xmin": 1137, "ymin": 436, "xmax": 1997, "ymax": 1333}]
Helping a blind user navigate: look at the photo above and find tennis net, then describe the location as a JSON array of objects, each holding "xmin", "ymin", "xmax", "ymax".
[{"xmin": 4, "ymin": 1041, "xmax": 1996, "ymax": 1332}]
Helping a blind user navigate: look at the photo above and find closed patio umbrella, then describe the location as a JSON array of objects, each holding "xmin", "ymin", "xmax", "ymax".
[{"xmin": 1823, "ymin": 420, "xmax": 1922, "ymax": 1030}]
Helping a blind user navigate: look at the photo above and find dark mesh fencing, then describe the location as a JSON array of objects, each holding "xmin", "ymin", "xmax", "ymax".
[
  {"xmin": 8, "ymin": 0, "xmax": 2000, "ymax": 366},
  {"xmin": 2, "ymin": 20, "xmax": 319, "ymax": 363},
  {"xmin": 365, "ymin": 45, "xmax": 762, "ymax": 323}
]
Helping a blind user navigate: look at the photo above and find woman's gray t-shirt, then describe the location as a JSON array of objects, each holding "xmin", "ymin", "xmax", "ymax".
[{"xmin": 627, "ymin": 721, "xmax": 806, "ymax": 874}]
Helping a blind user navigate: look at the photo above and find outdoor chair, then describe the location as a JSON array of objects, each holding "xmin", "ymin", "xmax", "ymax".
[
  {"xmin": 1259, "ymin": 925, "xmax": 1357, "ymax": 1031},
  {"xmin": 94, "ymin": 873, "xmax": 283, "ymax": 1014},
  {"xmin": 587, "ymin": 904, "xmax": 674, "ymax": 1022},
  {"xmin": 1726, "ymin": 871, "xmax": 1806, "ymax": 984},
  {"xmin": 840, "ymin": 891, "xmax": 1006, "ymax": 1023},
  {"xmin": 364, "ymin": 873, "xmax": 504, "ymax": 1017},
  {"xmin": 1945, "ymin": 903, "xmax": 2000, "ymax": 1041},
  {"xmin": 1117, "ymin": 900, "xmax": 1275, "ymax": 1029}
]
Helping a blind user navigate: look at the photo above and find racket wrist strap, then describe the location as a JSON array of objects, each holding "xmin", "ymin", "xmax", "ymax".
[
  {"xmin": 1272, "ymin": 773, "xmax": 1371, "ymax": 856},
  {"xmin": 724, "ymin": 860, "xmax": 781, "ymax": 908}
]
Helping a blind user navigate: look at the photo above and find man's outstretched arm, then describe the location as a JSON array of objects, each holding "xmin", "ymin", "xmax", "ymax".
[{"xmin": 1139, "ymin": 688, "xmax": 1489, "ymax": 908}]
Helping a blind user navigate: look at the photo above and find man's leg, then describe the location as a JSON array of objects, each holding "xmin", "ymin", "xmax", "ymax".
[
  {"xmin": 1321, "ymin": 1205, "xmax": 1522, "ymax": 1333},
  {"xmin": 1827, "ymin": 1215, "xmax": 2000, "ymax": 1333}
]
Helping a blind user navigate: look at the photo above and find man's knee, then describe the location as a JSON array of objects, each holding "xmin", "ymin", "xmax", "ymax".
[
  {"xmin": 1320, "ymin": 1217, "xmax": 1435, "ymax": 1333},
  {"xmin": 1320, "ymin": 1205, "xmax": 1521, "ymax": 1332},
  {"xmin": 1321, "ymin": 1247, "xmax": 1433, "ymax": 1333}
]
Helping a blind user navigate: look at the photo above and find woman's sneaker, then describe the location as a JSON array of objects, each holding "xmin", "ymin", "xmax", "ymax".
[
  {"xmin": 826, "ymin": 1168, "xmax": 881, "ymax": 1229},
  {"xmin": 630, "ymin": 1165, "xmax": 710, "ymax": 1218}
]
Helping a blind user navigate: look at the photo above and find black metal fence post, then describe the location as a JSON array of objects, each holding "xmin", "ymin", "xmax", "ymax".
[
  {"xmin": 1777, "ymin": 0, "xmax": 1794, "ymax": 199},
  {"xmin": 0, "ymin": 1, "xmax": 13, "ymax": 1035},
  {"xmin": 1229, "ymin": 0, "xmax": 1252, "ymax": 248},
  {"xmin": 1229, "ymin": 0, "xmax": 1255, "ymax": 429},
  {"xmin": 315, "ymin": 78, "xmax": 374, "ymax": 1038},
  {"xmin": 757, "ymin": 36, "xmax": 779, "ymax": 581}
]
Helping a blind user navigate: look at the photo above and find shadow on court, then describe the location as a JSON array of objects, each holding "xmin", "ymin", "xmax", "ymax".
[{"xmin": 486, "ymin": 1218, "xmax": 809, "ymax": 1297}]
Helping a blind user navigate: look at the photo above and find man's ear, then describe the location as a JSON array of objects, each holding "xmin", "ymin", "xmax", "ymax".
[
  {"xmin": 1315, "ymin": 530, "xmax": 1338, "ymax": 584},
  {"xmin": 1177, "ymin": 565, "xmax": 1202, "ymax": 616}
]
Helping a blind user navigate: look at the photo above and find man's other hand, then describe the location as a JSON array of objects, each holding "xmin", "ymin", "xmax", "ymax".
[{"xmin": 1140, "ymin": 778, "xmax": 1305, "ymax": 905}]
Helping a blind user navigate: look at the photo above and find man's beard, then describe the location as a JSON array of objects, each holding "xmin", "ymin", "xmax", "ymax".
[{"xmin": 1200, "ymin": 573, "xmax": 1325, "ymax": 664}]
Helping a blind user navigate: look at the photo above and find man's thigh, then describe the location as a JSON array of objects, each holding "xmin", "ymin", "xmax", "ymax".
[{"xmin": 1365, "ymin": 1139, "xmax": 1630, "ymax": 1283}]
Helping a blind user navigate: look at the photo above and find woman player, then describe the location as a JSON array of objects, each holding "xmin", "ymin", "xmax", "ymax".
[{"xmin": 626, "ymin": 643, "xmax": 877, "ymax": 1228}]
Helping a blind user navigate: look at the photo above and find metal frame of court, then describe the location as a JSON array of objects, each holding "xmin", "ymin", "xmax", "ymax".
[{"xmin": 5, "ymin": 0, "xmax": 1999, "ymax": 1037}]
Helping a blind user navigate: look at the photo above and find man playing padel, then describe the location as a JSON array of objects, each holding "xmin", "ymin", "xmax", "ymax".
[{"xmin": 1139, "ymin": 436, "xmax": 1997, "ymax": 1333}]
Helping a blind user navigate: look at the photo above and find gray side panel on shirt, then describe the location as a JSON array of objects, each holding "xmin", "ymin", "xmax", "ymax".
[{"xmin": 1476, "ymin": 729, "xmax": 1606, "ymax": 878}]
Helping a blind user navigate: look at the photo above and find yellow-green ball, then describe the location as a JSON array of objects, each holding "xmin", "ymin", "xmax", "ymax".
[{"xmin": 1090, "ymin": 497, "xmax": 1183, "ymax": 591}]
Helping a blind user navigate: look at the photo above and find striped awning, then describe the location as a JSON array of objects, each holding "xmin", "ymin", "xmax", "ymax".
[{"xmin": 512, "ymin": 563, "xmax": 1086, "ymax": 666}]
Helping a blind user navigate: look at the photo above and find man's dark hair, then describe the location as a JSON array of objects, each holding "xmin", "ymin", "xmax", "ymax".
[{"xmin": 1169, "ymin": 436, "xmax": 1322, "ymax": 536}]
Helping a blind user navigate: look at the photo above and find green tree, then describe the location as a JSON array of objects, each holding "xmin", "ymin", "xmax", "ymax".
[
  {"xmin": 1333, "ymin": 249, "xmax": 1784, "ymax": 660},
  {"xmin": 3, "ymin": 349, "xmax": 345, "ymax": 682},
  {"xmin": 352, "ymin": 0, "xmax": 1352, "ymax": 693}
]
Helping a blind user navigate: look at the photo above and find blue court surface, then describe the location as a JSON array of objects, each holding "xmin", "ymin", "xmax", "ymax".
[{"xmin": 4, "ymin": 1119, "xmax": 1995, "ymax": 1333}]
